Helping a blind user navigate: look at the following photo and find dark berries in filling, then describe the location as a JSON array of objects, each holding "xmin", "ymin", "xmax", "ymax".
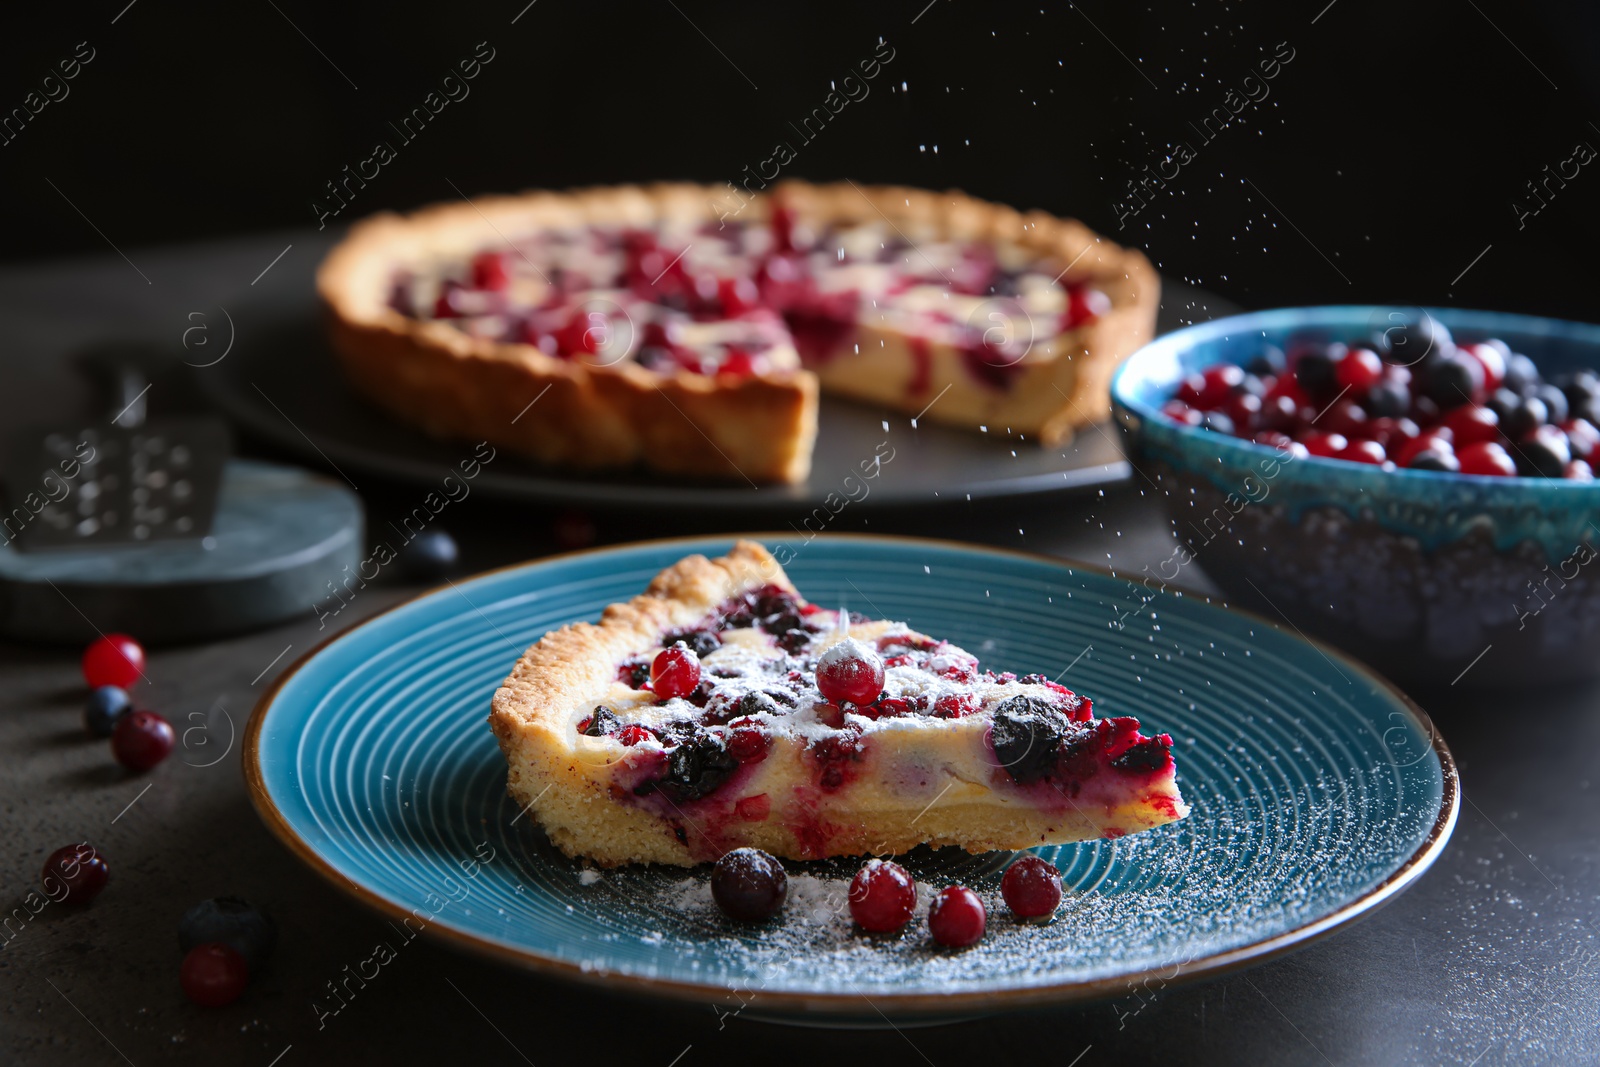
[
  {"xmin": 1111, "ymin": 736, "xmax": 1174, "ymax": 772},
  {"xmin": 664, "ymin": 628, "xmax": 721, "ymax": 658},
  {"xmin": 1001, "ymin": 855, "xmax": 1063, "ymax": 919},
  {"xmin": 580, "ymin": 705, "xmax": 621, "ymax": 737},
  {"xmin": 711, "ymin": 847, "xmax": 788, "ymax": 922},
  {"xmin": 989, "ymin": 695, "xmax": 1085, "ymax": 784},
  {"xmin": 638, "ymin": 731, "xmax": 739, "ymax": 803},
  {"xmin": 848, "ymin": 859, "xmax": 917, "ymax": 933}
]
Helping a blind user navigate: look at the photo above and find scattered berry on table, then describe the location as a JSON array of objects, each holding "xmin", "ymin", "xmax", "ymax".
[
  {"xmin": 82, "ymin": 634, "xmax": 144, "ymax": 689},
  {"xmin": 41, "ymin": 843, "xmax": 109, "ymax": 904},
  {"xmin": 928, "ymin": 885, "xmax": 987, "ymax": 947},
  {"xmin": 1000, "ymin": 854, "xmax": 1064, "ymax": 919},
  {"xmin": 178, "ymin": 897, "xmax": 277, "ymax": 974},
  {"xmin": 84, "ymin": 686, "xmax": 131, "ymax": 738},
  {"xmin": 111, "ymin": 710, "xmax": 175, "ymax": 772},
  {"xmin": 180, "ymin": 943, "xmax": 250, "ymax": 1007},
  {"xmin": 710, "ymin": 848, "xmax": 788, "ymax": 922},
  {"xmin": 399, "ymin": 529, "xmax": 459, "ymax": 581},
  {"xmin": 848, "ymin": 858, "xmax": 917, "ymax": 933}
]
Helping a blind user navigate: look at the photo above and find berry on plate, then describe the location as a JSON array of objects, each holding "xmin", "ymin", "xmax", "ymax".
[
  {"xmin": 849, "ymin": 859, "xmax": 917, "ymax": 933},
  {"xmin": 710, "ymin": 847, "xmax": 788, "ymax": 922},
  {"xmin": 1000, "ymin": 854, "xmax": 1064, "ymax": 919},
  {"xmin": 928, "ymin": 885, "xmax": 987, "ymax": 947},
  {"xmin": 815, "ymin": 637, "xmax": 886, "ymax": 707}
]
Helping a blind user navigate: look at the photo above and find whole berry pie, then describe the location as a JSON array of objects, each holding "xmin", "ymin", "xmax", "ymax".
[
  {"xmin": 319, "ymin": 183, "xmax": 1159, "ymax": 484},
  {"xmin": 489, "ymin": 541, "xmax": 1188, "ymax": 867}
]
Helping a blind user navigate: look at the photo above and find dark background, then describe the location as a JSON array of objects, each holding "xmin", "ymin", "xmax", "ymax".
[{"xmin": 2, "ymin": 0, "xmax": 1597, "ymax": 318}]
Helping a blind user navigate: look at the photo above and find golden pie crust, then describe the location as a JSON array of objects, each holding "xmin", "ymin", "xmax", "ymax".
[{"xmin": 319, "ymin": 183, "xmax": 1159, "ymax": 485}]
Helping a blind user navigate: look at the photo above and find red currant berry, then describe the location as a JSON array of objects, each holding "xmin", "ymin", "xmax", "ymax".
[
  {"xmin": 1301, "ymin": 431, "xmax": 1347, "ymax": 458},
  {"xmin": 1001, "ymin": 855, "xmax": 1063, "ymax": 919},
  {"xmin": 1461, "ymin": 342, "xmax": 1506, "ymax": 392},
  {"xmin": 1395, "ymin": 432, "xmax": 1452, "ymax": 468},
  {"xmin": 718, "ymin": 276, "xmax": 759, "ymax": 317},
  {"xmin": 42, "ymin": 843, "xmax": 109, "ymax": 905},
  {"xmin": 1065, "ymin": 285, "xmax": 1111, "ymax": 328},
  {"xmin": 1566, "ymin": 459, "xmax": 1594, "ymax": 481},
  {"xmin": 1337, "ymin": 439, "xmax": 1387, "ymax": 465},
  {"xmin": 928, "ymin": 886, "xmax": 987, "ymax": 948},
  {"xmin": 1456, "ymin": 441, "xmax": 1517, "ymax": 477},
  {"xmin": 470, "ymin": 251, "xmax": 510, "ymax": 291},
  {"xmin": 180, "ymin": 943, "xmax": 250, "ymax": 1007},
  {"xmin": 1442, "ymin": 404, "xmax": 1500, "ymax": 447},
  {"xmin": 1336, "ymin": 347, "xmax": 1384, "ymax": 393},
  {"xmin": 650, "ymin": 644, "xmax": 702, "ymax": 701},
  {"xmin": 1160, "ymin": 400, "xmax": 1202, "ymax": 426},
  {"xmin": 848, "ymin": 859, "xmax": 917, "ymax": 933},
  {"xmin": 615, "ymin": 725, "xmax": 654, "ymax": 746},
  {"xmin": 111, "ymin": 710, "xmax": 175, "ymax": 772},
  {"xmin": 816, "ymin": 638, "xmax": 886, "ymax": 706},
  {"xmin": 82, "ymin": 634, "xmax": 144, "ymax": 689}
]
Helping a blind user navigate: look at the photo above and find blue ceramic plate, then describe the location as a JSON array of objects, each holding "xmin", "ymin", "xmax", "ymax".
[{"xmin": 245, "ymin": 535, "xmax": 1458, "ymax": 1018}]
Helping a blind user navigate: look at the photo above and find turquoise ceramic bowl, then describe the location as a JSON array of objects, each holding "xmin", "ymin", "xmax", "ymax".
[
  {"xmin": 1111, "ymin": 307, "xmax": 1600, "ymax": 687},
  {"xmin": 246, "ymin": 535, "xmax": 1456, "ymax": 1020}
]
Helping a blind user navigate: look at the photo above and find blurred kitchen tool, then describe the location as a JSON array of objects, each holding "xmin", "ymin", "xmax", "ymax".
[
  {"xmin": 0, "ymin": 344, "xmax": 364, "ymax": 643},
  {"xmin": 4, "ymin": 343, "xmax": 228, "ymax": 550}
]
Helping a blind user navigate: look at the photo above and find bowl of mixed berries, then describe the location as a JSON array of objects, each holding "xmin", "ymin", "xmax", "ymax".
[{"xmin": 1110, "ymin": 306, "xmax": 1600, "ymax": 687}]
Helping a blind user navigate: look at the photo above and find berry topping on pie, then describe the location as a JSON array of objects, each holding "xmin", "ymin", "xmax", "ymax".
[
  {"xmin": 489, "ymin": 541, "xmax": 1189, "ymax": 867},
  {"xmin": 321, "ymin": 183, "xmax": 1159, "ymax": 484}
]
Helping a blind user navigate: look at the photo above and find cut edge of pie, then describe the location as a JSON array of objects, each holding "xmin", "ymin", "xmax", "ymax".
[
  {"xmin": 319, "ymin": 182, "xmax": 1159, "ymax": 485},
  {"xmin": 488, "ymin": 541, "xmax": 1188, "ymax": 868}
]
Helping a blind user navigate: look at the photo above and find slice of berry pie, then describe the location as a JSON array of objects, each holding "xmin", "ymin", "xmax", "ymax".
[
  {"xmin": 320, "ymin": 182, "xmax": 1159, "ymax": 484},
  {"xmin": 489, "ymin": 542, "xmax": 1188, "ymax": 867}
]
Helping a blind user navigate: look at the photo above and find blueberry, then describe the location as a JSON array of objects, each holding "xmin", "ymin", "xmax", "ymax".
[
  {"xmin": 663, "ymin": 628, "xmax": 720, "ymax": 658},
  {"xmin": 636, "ymin": 730, "xmax": 738, "ymax": 802},
  {"xmin": 84, "ymin": 686, "xmax": 131, "ymax": 738},
  {"xmin": 1503, "ymin": 353, "xmax": 1541, "ymax": 394},
  {"xmin": 1244, "ymin": 345, "xmax": 1285, "ymax": 377},
  {"xmin": 1500, "ymin": 396, "xmax": 1548, "ymax": 440},
  {"xmin": 1560, "ymin": 370, "xmax": 1600, "ymax": 408},
  {"xmin": 1365, "ymin": 382, "xmax": 1410, "ymax": 419},
  {"xmin": 178, "ymin": 897, "xmax": 276, "ymax": 975},
  {"xmin": 582, "ymin": 705, "xmax": 621, "ymax": 736},
  {"xmin": 1408, "ymin": 450, "xmax": 1460, "ymax": 472},
  {"xmin": 1422, "ymin": 356, "xmax": 1480, "ymax": 409},
  {"xmin": 1514, "ymin": 432, "xmax": 1570, "ymax": 478},
  {"xmin": 1196, "ymin": 411, "xmax": 1235, "ymax": 435},
  {"xmin": 990, "ymin": 695, "xmax": 1087, "ymax": 784},
  {"xmin": 1387, "ymin": 312, "xmax": 1452, "ymax": 366},
  {"xmin": 711, "ymin": 848, "xmax": 788, "ymax": 922},
  {"xmin": 399, "ymin": 529, "xmax": 459, "ymax": 581},
  {"xmin": 1293, "ymin": 349, "xmax": 1339, "ymax": 397},
  {"xmin": 1535, "ymin": 383, "xmax": 1569, "ymax": 424}
]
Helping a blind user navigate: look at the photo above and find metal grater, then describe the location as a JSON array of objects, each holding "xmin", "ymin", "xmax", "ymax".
[{"xmin": 4, "ymin": 357, "xmax": 229, "ymax": 551}]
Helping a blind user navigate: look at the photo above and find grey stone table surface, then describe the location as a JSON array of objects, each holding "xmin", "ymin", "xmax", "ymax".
[{"xmin": 2, "ymin": 236, "xmax": 1598, "ymax": 1066}]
